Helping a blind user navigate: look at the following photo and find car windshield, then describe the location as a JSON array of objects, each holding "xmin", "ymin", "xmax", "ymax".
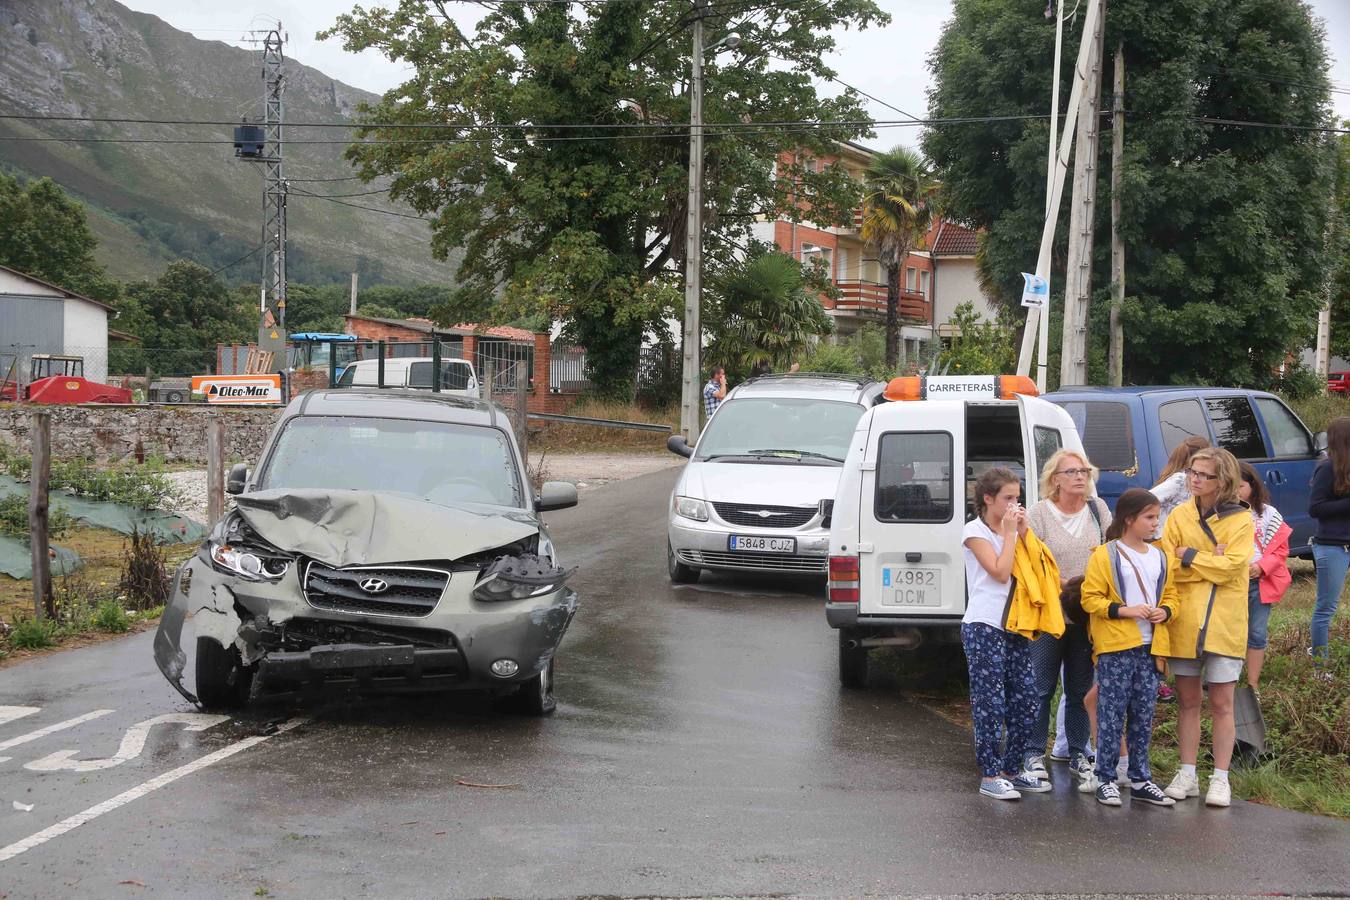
[
  {"xmin": 695, "ymin": 397, "xmax": 864, "ymax": 463},
  {"xmin": 259, "ymin": 416, "xmax": 523, "ymax": 508}
]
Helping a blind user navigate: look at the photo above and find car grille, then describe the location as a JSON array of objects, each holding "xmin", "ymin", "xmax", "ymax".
[
  {"xmin": 303, "ymin": 562, "xmax": 450, "ymax": 618},
  {"xmin": 678, "ymin": 549, "xmax": 827, "ymax": 573},
  {"xmin": 712, "ymin": 502, "xmax": 817, "ymax": 529}
]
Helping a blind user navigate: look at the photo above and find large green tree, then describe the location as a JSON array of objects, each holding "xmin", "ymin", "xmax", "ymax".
[
  {"xmin": 320, "ymin": 0, "xmax": 885, "ymax": 397},
  {"xmin": 924, "ymin": 0, "xmax": 1334, "ymax": 387},
  {"xmin": 111, "ymin": 262, "xmax": 252, "ymax": 376},
  {"xmin": 1330, "ymin": 127, "xmax": 1350, "ymax": 360},
  {"xmin": 0, "ymin": 174, "xmax": 119, "ymax": 302},
  {"xmin": 859, "ymin": 146, "xmax": 940, "ymax": 367}
]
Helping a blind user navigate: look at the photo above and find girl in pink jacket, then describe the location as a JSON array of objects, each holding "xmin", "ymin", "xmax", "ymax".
[{"xmin": 1238, "ymin": 463, "xmax": 1292, "ymax": 690}]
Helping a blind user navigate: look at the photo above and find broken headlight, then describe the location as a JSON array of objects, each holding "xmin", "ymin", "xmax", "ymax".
[
  {"xmin": 209, "ymin": 542, "xmax": 290, "ymax": 582},
  {"xmin": 472, "ymin": 553, "xmax": 573, "ymax": 602}
]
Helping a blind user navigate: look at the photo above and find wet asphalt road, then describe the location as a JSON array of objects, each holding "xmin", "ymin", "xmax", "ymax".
[{"xmin": 2, "ymin": 467, "xmax": 1349, "ymax": 898}]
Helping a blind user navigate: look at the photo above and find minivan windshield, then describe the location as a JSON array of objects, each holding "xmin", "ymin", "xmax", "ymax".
[
  {"xmin": 695, "ymin": 397, "xmax": 864, "ymax": 463},
  {"xmin": 259, "ymin": 416, "xmax": 522, "ymax": 508}
]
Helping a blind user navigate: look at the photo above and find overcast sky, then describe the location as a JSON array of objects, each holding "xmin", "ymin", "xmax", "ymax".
[{"xmin": 125, "ymin": 0, "xmax": 1350, "ymax": 152}]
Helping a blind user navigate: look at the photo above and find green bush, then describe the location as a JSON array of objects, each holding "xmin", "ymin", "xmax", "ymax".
[
  {"xmin": 1285, "ymin": 392, "xmax": 1350, "ymax": 434},
  {"xmin": 0, "ymin": 494, "xmax": 75, "ymax": 539},
  {"xmin": 91, "ymin": 600, "xmax": 132, "ymax": 633},
  {"xmin": 8, "ymin": 616, "xmax": 57, "ymax": 650},
  {"xmin": 49, "ymin": 458, "xmax": 180, "ymax": 510}
]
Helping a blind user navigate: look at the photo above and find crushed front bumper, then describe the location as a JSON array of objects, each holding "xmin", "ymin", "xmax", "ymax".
[{"xmin": 154, "ymin": 553, "xmax": 580, "ymax": 704}]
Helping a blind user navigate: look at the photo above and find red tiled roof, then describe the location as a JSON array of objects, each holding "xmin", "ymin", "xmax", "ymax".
[
  {"xmin": 931, "ymin": 222, "xmax": 981, "ymax": 257},
  {"xmin": 452, "ymin": 322, "xmax": 537, "ymax": 342},
  {"xmin": 346, "ymin": 314, "xmax": 537, "ymax": 342}
]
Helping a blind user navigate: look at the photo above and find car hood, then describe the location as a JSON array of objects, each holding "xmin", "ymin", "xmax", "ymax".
[
  {"xmin": 680, "ymin": 460, "xmax": 841, "ymax": 507},
  {"xmin": 233, "ymin": 489, "xmax": 539, "ymax": 568}
]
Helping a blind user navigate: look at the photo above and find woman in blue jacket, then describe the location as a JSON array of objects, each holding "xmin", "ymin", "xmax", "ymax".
[{"xmin": 1309, "ymin": 417, "xmax": 1350, "ymax": 678}]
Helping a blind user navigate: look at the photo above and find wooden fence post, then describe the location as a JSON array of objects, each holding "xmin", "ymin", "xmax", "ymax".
[
  {"xmin": 514, "ymin": 360, "xmax": 528, "ymax": 453},
  {"xmin": 206, "ymin": 418, "xmax": 225, "ymax": 525},
  {"xmin": 29, "ymin": 411, "xmax": 53, "ymax": 620},
  {"xmin": 483, "ymin": 360, "xmax": 495, "ymax": 405}
]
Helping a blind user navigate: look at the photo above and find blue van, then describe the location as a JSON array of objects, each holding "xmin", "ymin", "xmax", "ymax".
[{"xmin": 1042, "ymin": 387, "xmax": 1326, "ymax": 555}]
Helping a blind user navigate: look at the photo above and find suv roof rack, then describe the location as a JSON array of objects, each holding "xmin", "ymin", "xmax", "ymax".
[{"xmin": 741, "ymin": 372, "xmax": 877, "ymax": 386}]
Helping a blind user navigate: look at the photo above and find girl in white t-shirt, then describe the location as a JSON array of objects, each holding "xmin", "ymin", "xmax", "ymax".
[{"xmin": 960, "ymin": 467, "xmax": 1049, "ymax": 801}]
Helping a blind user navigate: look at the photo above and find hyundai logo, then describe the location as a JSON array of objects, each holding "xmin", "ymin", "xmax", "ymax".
[
  {"xmin": 359, "ymin": 577, "xmax": 389, "ymax": 594},
  {"xmin": 755, "ymin": 509, "xmax": 787, "ymax": 518}
]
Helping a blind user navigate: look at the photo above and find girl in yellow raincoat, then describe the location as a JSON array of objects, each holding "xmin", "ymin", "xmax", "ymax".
[{"xmin": 1157, "ymin": 447, "xmax": 1253, "ymax": 809}]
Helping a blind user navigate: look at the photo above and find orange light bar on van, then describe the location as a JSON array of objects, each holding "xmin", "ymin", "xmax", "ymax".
[
  {"xmin": 997, "ymin": 375, "xmax": 1039, "ymax": 398},
  {"xmin": 882, "ymin": 375, "xmax": 1039, "ymax": 402},
  {"xmin": 883, "ymin": 377, "xmax": 923, "ymax": 401}
]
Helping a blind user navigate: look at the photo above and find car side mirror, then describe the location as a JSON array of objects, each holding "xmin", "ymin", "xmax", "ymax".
[
  {"xmin": 1315, "ymin": 431, "xmax": 1329, "ymax": 455},
  {"xmin": 226, "ymin": 463, "xmax": 248, "ymax": 495},
  {"xmin": 667, "ymin": 435, "xmax": 694, "ymax": 458},
  {"xmin": 536, "ymin": 481, "xmax": 578, "ymax": 512}
]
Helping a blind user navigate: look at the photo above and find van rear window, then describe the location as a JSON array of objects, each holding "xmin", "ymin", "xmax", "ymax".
[
  {"xmin": 875, "ymin": 432, "xmax": 953, "ymax": 523},
  {"xmin": 1053, "ymin": 401, "xmax": 1134, "ymax": 471}
]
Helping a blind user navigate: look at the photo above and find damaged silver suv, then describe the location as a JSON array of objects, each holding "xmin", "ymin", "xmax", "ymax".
[{"xmin": 154, "ymin": 389, "xmax": 580, "ymax": 715}]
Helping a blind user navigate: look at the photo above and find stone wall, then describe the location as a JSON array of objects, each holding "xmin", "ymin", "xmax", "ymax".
[{"xmin": 0, "ymin": 403, "xmax": 284, "ymax": 464}]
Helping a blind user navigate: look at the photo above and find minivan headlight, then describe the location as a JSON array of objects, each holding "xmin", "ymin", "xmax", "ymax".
[
  {"xmin": 675, "ymin": 495, "xmax": 709, "ymax": 522},
  {"xmin": 209, "ymin": 543, "xmax": 289, "ymax": 582}
]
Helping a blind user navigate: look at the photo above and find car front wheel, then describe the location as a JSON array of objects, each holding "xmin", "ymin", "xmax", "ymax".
[
  {"xmin": 195, "ymin": 636, "xmax": 254, "ymax": 709},
  {"xmin": 668, "ymin": 542, "xmax": 700, "ymax": 583},
  {"xmin": 513, "ymin": 659, "xmax": 557, "ymax": 716}
]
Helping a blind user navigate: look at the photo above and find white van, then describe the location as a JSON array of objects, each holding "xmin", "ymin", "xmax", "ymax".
[
  {"xmin": 826, "ymin": 375, "xmax": 1085, "ymax": 686},
  {"xmin": 337, "ymin": 357, "xmax": 479, "ymax": 397}
]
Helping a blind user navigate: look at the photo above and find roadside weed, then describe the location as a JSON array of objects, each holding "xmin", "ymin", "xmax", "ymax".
[
  {"xmin": 8, "ymin": 616, "xmax": 58, "ymax": 650},
  {"xmin": 92, "ymin": 600, "xmax": 132, "ymax": 633}
]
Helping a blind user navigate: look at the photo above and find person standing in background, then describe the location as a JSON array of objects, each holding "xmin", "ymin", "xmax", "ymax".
[{"xmin": 1308, "ymin": 417, "xmax": 1350, "ymax": 680}]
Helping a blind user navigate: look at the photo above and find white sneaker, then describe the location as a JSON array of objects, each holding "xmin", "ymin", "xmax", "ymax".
[
  {"xmin": 980, "ymin": 777, "xmax": 1021, "ymax": 801},
  {"xmin": 1206, "ymin": 777, "xmax": 1232, "ymax": 808},
  {"xmin": 1164, "ymin": 770, "xmax": 1200, "ymax": 800},
  {"xmin": 1023, "ymin": 753, "xmax": 1049, "ymax": 779},
  {"xmin": 1077, "ymin": 773, "xmax": 1100, "ymax": 794}
]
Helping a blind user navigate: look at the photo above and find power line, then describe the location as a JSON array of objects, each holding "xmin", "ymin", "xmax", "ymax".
[{"xmin": 289, "ymin": 189, "xmax": 432, "ymax": 220}]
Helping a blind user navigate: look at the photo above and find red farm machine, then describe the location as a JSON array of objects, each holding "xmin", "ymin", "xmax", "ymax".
[{"xmin": 0, "ymin": 354, "xmax": 132, "ymax": 404}]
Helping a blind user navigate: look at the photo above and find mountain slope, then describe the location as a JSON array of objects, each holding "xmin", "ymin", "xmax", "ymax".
[{"xmin": 0, "ymin": 0, "xmax": 461, "ymax": 285}]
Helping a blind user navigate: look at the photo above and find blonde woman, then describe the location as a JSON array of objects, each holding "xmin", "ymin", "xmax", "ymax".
[
  {"xmin": 1158, "ymin": 447, "xmax": 1253, "ymax": 808},
  {"xmin": 1024, "ymin": 449, "xmax": 1111, "ymax": 785}
]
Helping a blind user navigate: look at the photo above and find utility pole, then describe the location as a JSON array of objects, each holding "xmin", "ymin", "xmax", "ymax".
[
  {"xmin": 1016, "ymin": 0, "xmax": 1103, "ymax": 389},
  {"xmin": 1108, "ymin": 43, "xmax": 1125, "ymax": 387},
  {"xmin": 1060, "ymin": 0, "xmax": 1105, "ymax": 389},
  {"xmin": 350, "ymin": 272, "xmax": 359, "ymax": 317},
  {"xmin": 679, "ymin": 2, "xmax": 705, "ymax": 443},
  {"xmin": 249, "ymin": 25, "xmax": 288, "ymax": 368}
]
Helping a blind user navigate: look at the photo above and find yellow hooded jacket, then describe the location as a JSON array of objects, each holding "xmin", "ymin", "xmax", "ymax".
[
  {"xmin": 1004, "ymin": 529, "xmax": 1065, "ymax": 641},
  {"xmin": 1080, "ymin": 541, "xmax": 1179, "ymax": 661},
  {"xmin": 1157, "ymin": 499, "xmax": 1253, "ymax": 660}
]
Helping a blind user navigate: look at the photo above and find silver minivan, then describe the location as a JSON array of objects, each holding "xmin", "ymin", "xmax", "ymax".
[{"xmin": 665, "ymin": 374, "xmax": 884, "ymax": 582}]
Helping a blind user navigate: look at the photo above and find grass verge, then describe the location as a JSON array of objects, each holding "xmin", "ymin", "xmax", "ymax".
[{"xmin": 529, "ymin": 400, "xmax": 677, "ymax": 454}]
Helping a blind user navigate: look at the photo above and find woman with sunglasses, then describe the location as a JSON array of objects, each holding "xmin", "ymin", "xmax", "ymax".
[
  {"xmin": 1024, "ymin": 450, "xmax": 1111, "ymax": 787},
  {"xmin": 1157, "ymin": 447, "xmax": 1253, "ymax": 808}
]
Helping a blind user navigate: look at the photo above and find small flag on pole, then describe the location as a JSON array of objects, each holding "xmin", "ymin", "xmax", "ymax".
[{"xmin": 1020, "ymin": 273, "xmax": 1048, "ymax": 309}]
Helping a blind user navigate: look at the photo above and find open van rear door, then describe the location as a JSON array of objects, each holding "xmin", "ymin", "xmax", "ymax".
[
  {"xmin": 857, "ymin": 402, "xmax": 966, "ymax": 619},
  {"xmin": 1017, "ymin": 394, "xmax": 1087, "ymax": 506}
]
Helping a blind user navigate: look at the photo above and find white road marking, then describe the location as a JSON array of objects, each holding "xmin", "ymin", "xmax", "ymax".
[
  {"xmin": 0, "ymin": 707, "xmax": 41, "ymax": 727},
  {"xmin": 0, "ymin": 710, "xmax": 114, "ymax": 764},
  {"xmin": 24, "ymin": 713, "xmax": 230, "ymax": 773},
  {"xmin": 0, "ymin": 718, "xmax": 308, "ymax": 864}
]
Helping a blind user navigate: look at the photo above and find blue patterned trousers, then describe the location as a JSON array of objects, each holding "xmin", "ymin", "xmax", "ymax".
[
  {"xmin": 961, "ymin": 623, "xmax": 1038, "ymax": 778},
  {"xmin": 1093, "ymin": 645, "xmax": 1159, "ymax": 784}
]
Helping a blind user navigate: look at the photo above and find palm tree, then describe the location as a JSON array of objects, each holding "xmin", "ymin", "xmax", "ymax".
[
  {"xmin": 859, "ymin": 147, "xmax": 939, "ymax": 367},
  {"xmin": 707, "ymin": 250, "xmax": 833, "ymax": 374}
]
